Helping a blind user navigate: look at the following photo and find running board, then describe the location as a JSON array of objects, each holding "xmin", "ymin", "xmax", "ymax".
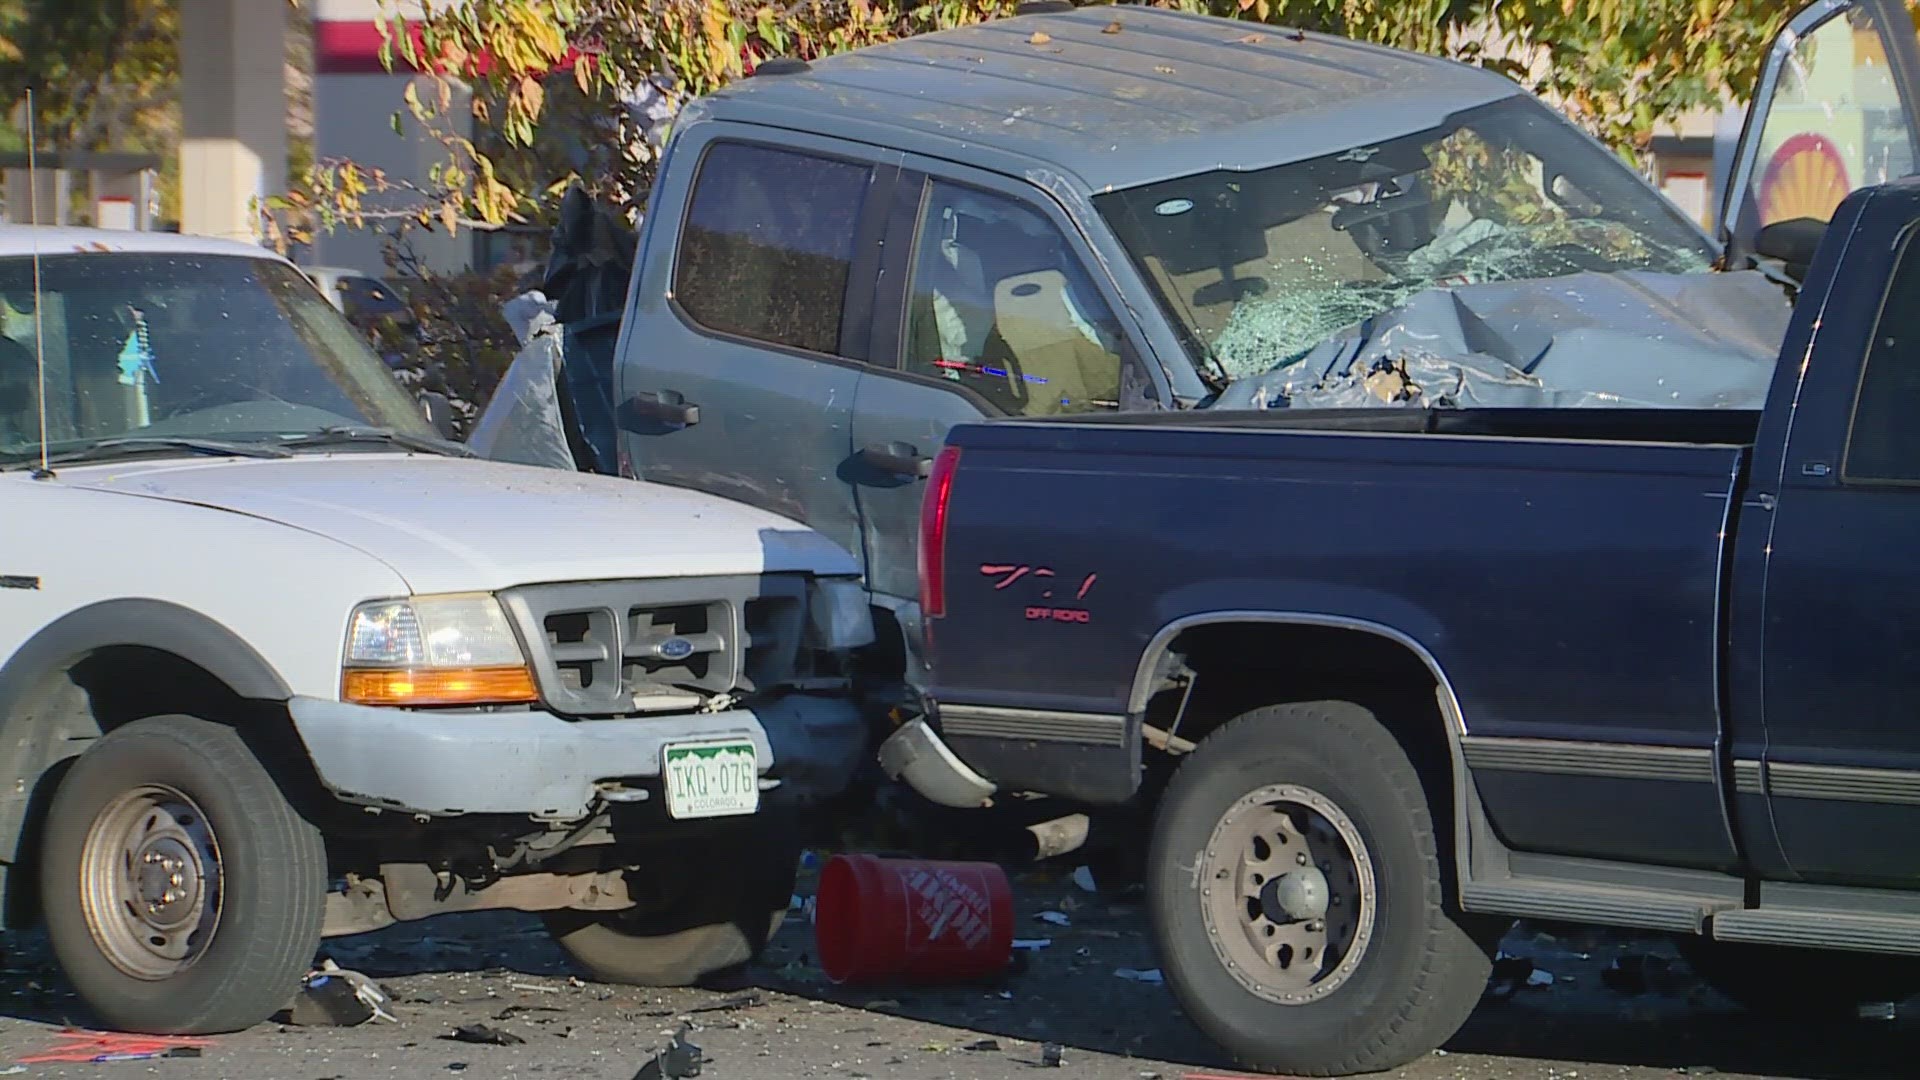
[
  {"xmin": 1712, "ymin": 908, "xmax": 1920, "ymax": 955},
  {"xmin": 1462, "ymin": 881, "xmax": 1737, "ymax": 933}
]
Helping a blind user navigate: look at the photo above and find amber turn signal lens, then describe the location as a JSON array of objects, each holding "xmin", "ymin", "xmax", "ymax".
[{"xmin": 341, "ymin": 666, "xmax": 539, "ymax": 707}]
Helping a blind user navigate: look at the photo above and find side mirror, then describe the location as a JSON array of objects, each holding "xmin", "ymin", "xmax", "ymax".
[
  {"xmin": 419, "ymin": 390, "xmax": 457, "ymax": 440},
  {"xmin": 1755, "ymin": 216, "xmax": 1826, "ymax": 280}
]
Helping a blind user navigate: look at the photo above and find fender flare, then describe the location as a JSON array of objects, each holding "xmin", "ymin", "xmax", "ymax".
[
  {"xmin": 1124, "ymin": 609, "xmax": 1477, "ymax": 881},
  {"xmin": 0, "ymin": 598, "xmax": 292, "ymax": 706}
]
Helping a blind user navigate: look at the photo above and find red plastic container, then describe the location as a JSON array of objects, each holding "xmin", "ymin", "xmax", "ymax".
[{"xmin": 814, "ymin": 853, "xmax": 1014, "ymax": 985}]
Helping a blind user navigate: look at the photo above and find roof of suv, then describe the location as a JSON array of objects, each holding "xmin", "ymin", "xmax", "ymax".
[{"xmin": 707, "ymin": 5, "xmax": 1520, "ymax": 192}]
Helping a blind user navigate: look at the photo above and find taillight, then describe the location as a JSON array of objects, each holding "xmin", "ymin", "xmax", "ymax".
[{"xmin": 918, "ymin": 445, "xmax": 961, "ymax": 620}]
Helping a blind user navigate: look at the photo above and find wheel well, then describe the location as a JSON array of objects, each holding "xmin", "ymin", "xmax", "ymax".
[
  {"xmin": 3, "ymin": 646, "xmax": 306, "ymax": 929},
  {"xmin": 1142, "ymin": 622, "xmax": 1456, "ymax": 852}
]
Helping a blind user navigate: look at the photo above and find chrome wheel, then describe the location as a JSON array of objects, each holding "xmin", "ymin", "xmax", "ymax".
[
  {"xmin": 80, "ymin": 785, "xmax": 224, "ymax": 981},
  {"xmin": 1199, "ymin": 782, "xmax": 1375, "ymax": 1004}
]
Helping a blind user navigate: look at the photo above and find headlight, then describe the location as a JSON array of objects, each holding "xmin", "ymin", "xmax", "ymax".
[
  {"xmin": 340, "ymin": 593, "xmax": 537, "ymax": 707},
  {"xmin": 807, "ymin": 578, "xmax": 875, "ymax": 652}
]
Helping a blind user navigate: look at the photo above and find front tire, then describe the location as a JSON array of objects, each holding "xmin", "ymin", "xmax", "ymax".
[
  {"xmin": 40, "ymin": 715, "xmax": 326, "ymax": 1034},
  {"xmin": 1148, "ymin": 700, "xmax": 1495, "ymax": 1076},
  {"xmin": 544, "ymin": 815, "xmax": 799, "ymax": 986}
]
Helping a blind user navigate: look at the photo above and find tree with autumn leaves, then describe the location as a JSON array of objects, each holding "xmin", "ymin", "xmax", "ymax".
[{"xmin": 277, "ymin": 0, "xmax": 1793, "ymax": 246}]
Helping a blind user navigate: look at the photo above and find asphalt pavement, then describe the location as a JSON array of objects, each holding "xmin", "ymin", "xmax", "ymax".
[{"xmin": 2, "ymin": 872, "xmax": 1915, "ymax": 1079}]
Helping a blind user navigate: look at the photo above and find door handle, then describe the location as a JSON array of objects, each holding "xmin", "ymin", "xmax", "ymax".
[
  {"xmin": 1743, "ymin": 492, "xmax": 1777, "ymax": 512},
  {"xmin": 620, "ymin": 389, "xmax": 700, "ymax": 428},
  {"xmin": 860, "ymin": 441, "xmax": 932, "ymax": 479}
]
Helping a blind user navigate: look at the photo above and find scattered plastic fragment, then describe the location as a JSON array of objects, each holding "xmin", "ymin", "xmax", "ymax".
[
  {"xmin": 1115, "ymin": 967, "xmax": 1164, "ymax": 984},
  {"xmin": 1012, "ymin": 938, "xmax": 1053, "ymax": 951},
  {"xmin": 1072, "ymin": 866, "xmax": 1098, "ymax": 893},
  {"xmin": 445, "ymin": 1024, "xmax": 527, "ymax": 1047},
  {"xmin": 1861, "ymin": 1001, "xmax": 1899, "ymax": 1021},
  {"xmin": 1526, "ymin": 967, "xmax": 1555, "ymax": 988},
  {"xmin": 634, "ymin": 1024, "xmax": 704, "ymax": 1080},
  {"xmin": 1041, "ymin": 1042, "xmax": 1066, "ymax": 1067},
  {"xmin": 288, "ymin": 960, "xmax": 398, "ymax": 1025},
  {"xmin": 18, "ymin": 1031, "xmax": 214, "ymax": 1065},
  {"xmin": 511, "ymin": 982, "xmax": 561, "ymax": 994},
  {"xmin": 0, "ymin": 1066, "xmax": 25, "ymax": 1075},
  {"xmin": 965, "ymin": 1039, "xmax": 1002, "ymax": 1051},
  {"xmin": 1035, "ymin": 910, "xmax": 1072, "ymax": 926}
]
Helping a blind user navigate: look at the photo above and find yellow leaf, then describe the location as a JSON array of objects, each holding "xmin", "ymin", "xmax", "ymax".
[
  {"xmin": 440, "ymin": 202, "xmax": 459, "ymax": 235},
  {"xmin": 1103, "ymin": 19, "xmax": 1123, "ymax": 33},
  {"xmin": 1236, "ymin": 31, "xmax": 1265, "ymax": 43},
  {"xmin": 574, "ymin": 55, "xmax": 594, "ymax": 94},
  {"xmin": 1028, "ymin": 30, "xmax": 1051, "ymax": 45}
]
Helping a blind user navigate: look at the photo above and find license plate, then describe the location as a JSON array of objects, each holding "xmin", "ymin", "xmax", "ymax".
[{"xmin": 662, "ymin": 739, "xmax": 760, "ymax": 820}]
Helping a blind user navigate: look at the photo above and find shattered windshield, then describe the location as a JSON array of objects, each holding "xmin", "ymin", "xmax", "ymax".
[
  {"xmin": 1097, "ymin": 97, "xmax": 1719, "ymax": 383},
  {"xmin": 0, "ymin": 252, "xmax": 439, "ymax": 465}
]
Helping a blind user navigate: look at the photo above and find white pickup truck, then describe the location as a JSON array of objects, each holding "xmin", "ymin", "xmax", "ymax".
[{"xmin": 0, "ymin": 228, "xmax": 873, "ymax": 1034}]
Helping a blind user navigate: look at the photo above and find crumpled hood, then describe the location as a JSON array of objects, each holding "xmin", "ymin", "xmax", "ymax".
[
  {"xmin": 61, "ymin": 454, "xmax": 860, "ymax": 594},
  {"xmin": 1216, "ymin": 268, "xmax": 1794, "ymax": 411}
]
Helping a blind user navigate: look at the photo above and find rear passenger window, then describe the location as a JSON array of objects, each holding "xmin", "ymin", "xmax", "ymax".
[
  {"xmin": 674, "ymin": 142, "xmax": 872, "ymax": 356},
  {"xmin": 1846, "ymin": 235, "xmax": 1920, "ymax": 484}
]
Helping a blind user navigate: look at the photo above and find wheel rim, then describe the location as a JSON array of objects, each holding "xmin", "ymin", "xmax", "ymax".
[
  {"xmin": 1198, "ymin": 783, "xmax": 1376, "ymax": 1005},
  {"xmin": 80, "ymin": 784, "xmax": 224, "ymax": 981}
]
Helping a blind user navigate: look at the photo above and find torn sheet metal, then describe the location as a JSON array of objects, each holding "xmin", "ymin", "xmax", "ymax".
[
  {"xmin": 1214, "ymin": 268, "xmax": 1792, "ymax": 411},
  {"xmin": 465, "ymin": 296, "xmax": 577, "ymax": 471}
]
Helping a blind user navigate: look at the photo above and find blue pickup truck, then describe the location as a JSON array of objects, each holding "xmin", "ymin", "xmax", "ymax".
[{"xmin": 917, "ymin": 22, "xmax": 1920, "ymax": 1080}]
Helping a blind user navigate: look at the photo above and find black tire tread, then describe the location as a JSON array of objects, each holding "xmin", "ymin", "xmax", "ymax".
[{"xmin": 1149, "ymin": 700, "xmax": 1493, "ymax": 1076}]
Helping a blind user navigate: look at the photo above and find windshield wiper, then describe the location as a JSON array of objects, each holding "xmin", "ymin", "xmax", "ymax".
[
  {"xmin": 278, "ymin": 426, "xmax": 473, "ymax": 458},
  {"xmin": 1, "ymin": 436, "xmax": 294, "ymax": 471}
]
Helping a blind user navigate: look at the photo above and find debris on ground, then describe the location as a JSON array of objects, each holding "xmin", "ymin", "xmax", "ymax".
[
  {"xmin": 1115, "ymin": 967, "xmax": 1164, "ymax": 984},
  {"xmin": 1860, "ymin": 1001, "xmax": 1899, "ymax": 1021},
  {"xmin": 1035, "ymin": 910, "xmax": 1072, "ymax": 927},
  {"xmin": 1072, "ymin": 866, "xmax": 1098, "ymax": 893},
  {"xmin": 286, "ymin": 960, "xmax": 399, "ymax": 1026},
  {"xmin": 444, "ymin": 1023, "xmax": 527, "ymax": 1046},
  {"xmin": 1602, "ymin": 954, "xmax": 1692, "ymax": 994},
  {"xmin": 493, "ymin": 1004, "xmax": 564, "ymax": 1021},
  {"xmin": 964, "ymin": 1038, "xmax": 1002, "ymax": 1051},
  {"xmin": 1041, "ymin": 1042, "xmax": 1066, "ymax": 1067},
  {"xmin": 1012, "ymin": 938, "xmax": 1053, "ymax": 951},
  {"xmin": 1486, "ymin": 952, "xmax": 1555, "ymax": 998},
  {"xmin": 17, "ymin": 1031, "xmax": 215, "ymax": 1064},
  {"xmin": 510, "ymin": 981, "xmax": 561, "ymax": 994},
  {"xmin": 634, "ymin": 1024, "xmax": 705, "ymax": 1080},
  {"xmin": 686, "ymin": 991, "xmax": 766, "ymax": 1014}
]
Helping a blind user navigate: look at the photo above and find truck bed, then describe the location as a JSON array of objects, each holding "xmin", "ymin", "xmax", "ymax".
[{"xmin": 932, "ymin": 409, "xmax": 1751, "ymax": 864}]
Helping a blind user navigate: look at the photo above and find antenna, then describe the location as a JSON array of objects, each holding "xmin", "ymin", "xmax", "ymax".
[{"xmin": 25, "ymin": 88, "xmax": 50, "ymax": 479}]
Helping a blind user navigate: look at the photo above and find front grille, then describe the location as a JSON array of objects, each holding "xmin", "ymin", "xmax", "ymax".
[{"xmin": 499, "ymin": 575, "xmax": 809, "ymax": 717}]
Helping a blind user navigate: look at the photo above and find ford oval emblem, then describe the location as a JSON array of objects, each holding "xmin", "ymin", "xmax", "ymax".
[
  {"xmin": 1153, "ymin": 198, "xmax": 1194, "ymax": 217},
  {"xmin": 656, "ymin": 637, "xmax": 696, "ymax": 662}
]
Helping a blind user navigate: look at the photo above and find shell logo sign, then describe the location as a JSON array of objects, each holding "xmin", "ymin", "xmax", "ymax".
[{"xmin": 1758, "ymin": 133, "xmax": 1855, "ymax": 226}]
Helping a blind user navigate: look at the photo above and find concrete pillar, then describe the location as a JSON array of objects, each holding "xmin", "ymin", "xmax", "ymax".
[
  {"xmin": 312, "ymin": 0, "xmax": 472, "ymax": 276},
  {"xmin": 179, "ymin": 0, "xmax": 287, "ymax": 242}
]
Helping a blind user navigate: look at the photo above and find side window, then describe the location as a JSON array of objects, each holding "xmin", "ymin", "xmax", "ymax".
[
  {"xmin": 674, "ymin": 142, "xmax": 872, "ymax": 356},
  {"xmin": 1845, "ymin": 234, "xmax": 1920, "ymax": 483},
  {"xmin": 903, "ymin": 179, "xmax": 1126, "ymax": 417}
]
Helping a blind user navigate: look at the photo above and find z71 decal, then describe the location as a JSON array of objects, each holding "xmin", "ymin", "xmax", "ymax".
[{"xmin": 979, "ymin": 564, "xmax": 1097, "ymax": 624}]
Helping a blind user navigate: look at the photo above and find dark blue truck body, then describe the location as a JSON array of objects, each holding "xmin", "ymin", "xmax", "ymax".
[{"xmin": 923, "ymin": 181, "xmax": 1920, "ymax": 1071}]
